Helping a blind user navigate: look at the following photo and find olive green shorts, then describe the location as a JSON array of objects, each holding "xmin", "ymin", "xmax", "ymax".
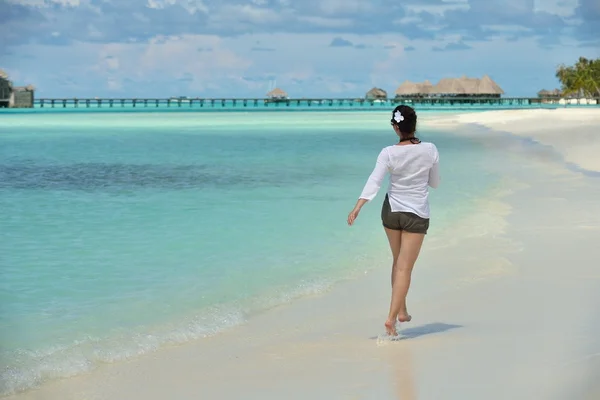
[{"xmin": 381, "ymin": 195, "xmax": 430, "ymax": 234}]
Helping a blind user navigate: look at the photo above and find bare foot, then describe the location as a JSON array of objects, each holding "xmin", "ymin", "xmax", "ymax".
[
  {"xmin": 385, "ymin": 319, "xmax": 397, "ymax": 336},
  {"xmin": 397, "ymin": 313, "xmax": 412, "ymax": 323}
]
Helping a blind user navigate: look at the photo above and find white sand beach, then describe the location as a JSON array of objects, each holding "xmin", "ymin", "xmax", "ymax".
[
  {"xmin": 6, "ymin": 108, "xmax": 600, "ymax": 400},
  {"xmin": 432, "ymin": 108, "xmax": 600, "ymax": 173}
]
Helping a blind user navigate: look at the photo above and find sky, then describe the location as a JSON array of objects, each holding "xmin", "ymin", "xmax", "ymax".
[{"xmin": 1, "ymin": 0, "xmax": 599, "ymax": 98}]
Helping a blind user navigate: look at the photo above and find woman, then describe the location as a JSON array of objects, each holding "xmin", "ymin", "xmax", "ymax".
[{"xmin": 347, "ymin": 105, "xmax": 440, "ymax": 336}]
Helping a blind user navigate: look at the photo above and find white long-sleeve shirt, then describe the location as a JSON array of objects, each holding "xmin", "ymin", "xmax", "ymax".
[{"xmin": 359, "ymin": 142, "xmax": 440, "ymax": 218}]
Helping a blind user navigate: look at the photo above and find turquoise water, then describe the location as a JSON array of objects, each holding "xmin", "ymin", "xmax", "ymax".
[{"xmin": 0, "ymin": 111, "xmax": 500, "ymax": 395}]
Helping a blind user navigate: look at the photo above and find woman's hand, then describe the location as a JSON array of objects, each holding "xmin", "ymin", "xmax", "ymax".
[
  {"xmin": 347, "ymin": 208, "xmax": 360, "ymax": 226},
  {"xmin": 347, "ymin": 199, "xmax": 367, "ymax": 226}
]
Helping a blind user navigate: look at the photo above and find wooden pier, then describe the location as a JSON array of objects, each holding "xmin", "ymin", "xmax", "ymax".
[{"xmin": 29, "ymin": 97, "xmax": 600, "ymax": 109}]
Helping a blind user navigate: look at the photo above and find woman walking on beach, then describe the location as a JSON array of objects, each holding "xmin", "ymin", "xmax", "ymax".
[{"xmin": 347, "ymin": 105, "xmax": 440, "ymax": 336}]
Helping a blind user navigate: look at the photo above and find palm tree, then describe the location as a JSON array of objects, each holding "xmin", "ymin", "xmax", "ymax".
[{"xmin": 556, "ymin": 57, "xmax": 600, "ymax": 97}]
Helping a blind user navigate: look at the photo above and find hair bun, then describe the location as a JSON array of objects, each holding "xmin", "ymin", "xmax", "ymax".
[{"xmin": 391, "ymin": 105, "xmax": 417, "ymax": 134}]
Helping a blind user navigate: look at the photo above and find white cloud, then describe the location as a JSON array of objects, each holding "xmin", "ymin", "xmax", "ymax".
[
  {"xmin": 5, "ymin": 0, "xmax": 80, "ymax": 6},
  {"xmin": 322, "ymin": 80, "xmax": 359, "ymax": 94},
  {"xmin": 4, "ymin": 31, "xmax": 598, "ymax": 98},
  {"xmin": 104, "ymin": 56, "xmax": 119, "ymax": 71},
  {"xmin": 370, "ymin": 42, "xmax": 408, "ymax": 88},
  {"xmin": 7, "ymin": 35, "xmax": 252, "ymax": 94},
  {"xmin": 212, "ymin": 4, "xmax": 283, "ymax": 24},
  {"xmin": 394, "ymin": 16, "xmax": 423, "ymax": 25},
  {"xmin": 481, "ymin": 24, "xmax": 534, "ymax": 33},
  {"xmin": 107, "ymin": 77, "xmax": 122, "ymax": 91},
  {"xmin": 122, "ymin": 35, "xmax": 252, "ymax": 86},
  {"xmin": 403, "ymin": 2, "xmax": 469, "ymax": 16},
  {"xmin": 317, "ymin": 0, "xmax": 374, "ymax": 15},
  {"xmin": 87, "ymin": 24, "xmax": 104, "ymax": 40},
  {"xmin": 146, "ymin": 0, "xmax": 208, "ymax": 14},
  {"xmin": 533, "ymin": 0, "xmax": 578, "ymax": 17},
  {"xmin": 297, "ymin": 16, "xmax": 355, "ymax": 28}
]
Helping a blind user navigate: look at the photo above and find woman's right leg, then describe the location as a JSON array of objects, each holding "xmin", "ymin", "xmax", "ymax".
[
  {"xmin": 384, "ymin": 227, "xmax": 402, "ymax": 287},
  {"xmin": 385, "ymin": 231, "xmax": 425, "ymax": 336}
]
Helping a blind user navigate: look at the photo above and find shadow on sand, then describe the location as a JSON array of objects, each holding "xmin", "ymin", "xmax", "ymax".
[{"xmin": 370, "ymin": 322, "xmax": 463, "ymax": 341}]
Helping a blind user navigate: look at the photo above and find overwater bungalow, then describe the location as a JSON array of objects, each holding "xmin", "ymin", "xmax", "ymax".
[
  {"xmin": 365, "ymin": 87, "xmax": 387, "ymax": 101},
  {"xmin": 420, "ymin": 80, "xmax": 434, "ymax": 94},
  {"xmin": 538, "ymin": 89, "xmax": 562, "ymax": 98},
  {"xmin": 429, "ymin": 75, "xmax": 504, "ymax": 98},
  {"xmin": 266, "ymin": 88, "xmax": 288, "ymax": 103},
  {"xmin": 12, "ymin": 85, "xmax": 36, "ymax": 108},
  {"xmin": 0, "ymin": 69, "xmax": 35, "ymax": 108},
  {"xmin": 394, "ymin": 80, "xmax": 433, "ymax": 99},
  {"xmin": 537, "ymin": 89, "xmax": 562, "ymax": 104},
  {"xmin": 0, "ymin": 69, "xmax": 11, "ymax": 108}
]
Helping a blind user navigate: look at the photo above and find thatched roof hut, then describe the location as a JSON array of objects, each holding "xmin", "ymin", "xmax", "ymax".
[
  {"xmin": 481, "ymin": 75, "xmax": 503, "ymax": 95},
  {"xmin": 365, "ymin": 87, "xmax": 387, "ymax": 100},
  {"xmin": 395, "ymin": 80, "xmax": 434, "ymax": 97},
  {"xmin": 266, "ymin": 88, "xmax": 288, "ymax": 99},
  {"xmin": 395, "ymin": 80, "xmax": 422, "ymax": 96},
  {"xmin": 431, "ymin": 77, "xmax": 467, "ymax": 95},
  {"xmin": 420, "ymin": 80, "xmax": 433, "ymax": 94},
  {"xmin": 538, "ymin": 89, "xmax": 561, "ymax": 98},
  {"xmin": 430, "ymin": 75, "xmax": 504, "ymax": 97}
]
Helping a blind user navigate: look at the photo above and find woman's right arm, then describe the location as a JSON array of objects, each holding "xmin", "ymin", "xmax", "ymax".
[
  {"xmin": 428, "ymin": 144, "xmax": 440, "ymax": 188},
  {"xmin": 358, "ymin": 148, "xmax": 389, "ymax": 202},
  {"xmin": 348, "ymin": 149, "xmax": 389, "ymax": 226}
]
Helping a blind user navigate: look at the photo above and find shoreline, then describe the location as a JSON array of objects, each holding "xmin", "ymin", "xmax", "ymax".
[{"xmin": 5, "ymin": 108, "xmax": 600, "ymax": 400}]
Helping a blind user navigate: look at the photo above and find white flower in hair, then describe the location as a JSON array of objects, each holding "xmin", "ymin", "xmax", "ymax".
[{"xmin": 394, "ymin": 110, "xmax": 404, "ymax": 123}]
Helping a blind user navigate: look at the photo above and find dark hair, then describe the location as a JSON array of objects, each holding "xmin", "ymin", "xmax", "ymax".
[{"xmin": 391, "ymin": 105, "xmax": 417, "ymax": 137}]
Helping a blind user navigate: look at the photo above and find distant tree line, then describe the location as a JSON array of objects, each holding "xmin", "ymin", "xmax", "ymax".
[{"xmin": 556, "ymin": 57, "xmax": 600, "ymax": 97}]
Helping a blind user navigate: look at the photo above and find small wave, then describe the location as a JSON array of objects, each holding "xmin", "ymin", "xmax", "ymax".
[
  {"xmin": 0, "ymin": 307, "xmax": 245, "ymax": 396},
  {"xmin": 0, "ymin": 279, "xmax": 336, "ymax": 397}
]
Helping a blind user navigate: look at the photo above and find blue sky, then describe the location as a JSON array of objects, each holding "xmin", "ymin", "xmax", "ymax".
[{"xmin": 2, "ymin": 0, "xmax": 599, "ymax": 98}]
